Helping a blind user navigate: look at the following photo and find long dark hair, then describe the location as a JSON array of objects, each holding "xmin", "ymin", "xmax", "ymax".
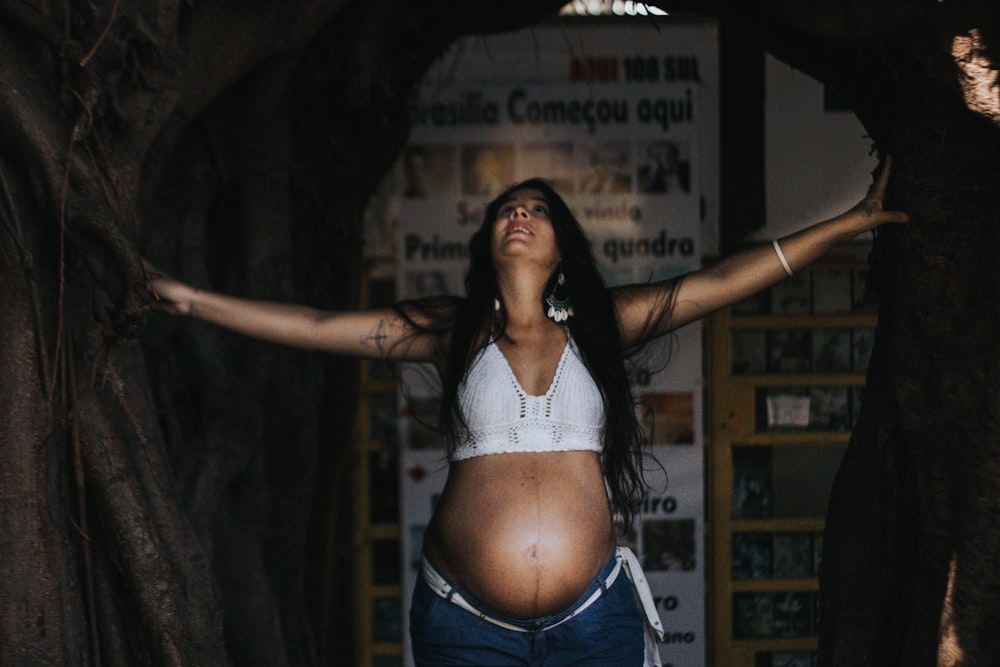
[{"xmin": 417, "ymin": 177, "xmax": 654, "ymax": 529}]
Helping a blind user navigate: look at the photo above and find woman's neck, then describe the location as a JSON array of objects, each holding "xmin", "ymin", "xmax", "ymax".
[{"xmin": 495, "ymin": 265, "xmax": 552, "ymax": 329}]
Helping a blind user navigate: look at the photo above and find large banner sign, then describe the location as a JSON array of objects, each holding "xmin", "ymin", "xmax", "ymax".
[{"xmin": 394, "ymin": 24, "xmax": 717, "ymax": 667}]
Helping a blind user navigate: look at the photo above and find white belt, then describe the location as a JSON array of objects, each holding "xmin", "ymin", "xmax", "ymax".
[
  {"xmin": 618, "ymin": 546, "xmax": 664, "ymax": 638},
  {"xmin": 618, "ymin": 546, "xmax": 665, "ymax": 667}
]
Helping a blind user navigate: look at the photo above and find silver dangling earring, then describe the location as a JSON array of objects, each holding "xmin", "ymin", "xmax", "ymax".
[
  {"xmin": 545, "ymin": 271, "xmax": 574, "ymax": 323},
  {"xmin": 494, "ymin": 298, "xmax": 501, "ymax": 312}
]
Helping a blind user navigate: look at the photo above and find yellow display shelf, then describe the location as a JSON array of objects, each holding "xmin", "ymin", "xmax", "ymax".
[{"xmin": 706, "ymin": 258, "xmax": 875, "ymax": 667}]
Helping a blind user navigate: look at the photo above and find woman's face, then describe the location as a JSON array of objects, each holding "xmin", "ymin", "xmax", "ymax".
[{"xmin": 490, "ymin": 188, "xmax": 561, "ymax": 271}]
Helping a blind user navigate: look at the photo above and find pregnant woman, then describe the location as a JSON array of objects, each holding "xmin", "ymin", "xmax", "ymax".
[{"xmin": 147, "ymin": 162, "xmax": 906, "ymax": 666}]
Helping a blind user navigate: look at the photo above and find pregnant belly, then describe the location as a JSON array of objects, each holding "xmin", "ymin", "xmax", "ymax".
[{"xmin": 422, "ymin": 451, "xmax": 616, "ymax": 618}]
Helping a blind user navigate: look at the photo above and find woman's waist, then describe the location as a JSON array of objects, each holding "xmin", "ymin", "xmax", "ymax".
[
  {"xmin": 423, "ymin": 503, "xmax": 615, "ymax": 617},
  {"xmin": 419, "ymin": 546, "xmax": 623, "ymax": 627}
]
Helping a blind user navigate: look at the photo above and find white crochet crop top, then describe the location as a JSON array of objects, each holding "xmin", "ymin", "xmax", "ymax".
[{"xmin": 450, "ymin": 334, "xmax": 605, "ymax": 461}]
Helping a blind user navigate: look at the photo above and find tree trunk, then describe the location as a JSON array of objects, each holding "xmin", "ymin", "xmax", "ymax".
[
  {"xmin": 821, "ymin": 86, "xmax": 1000, "ymax": 667},
  {"xmin": 649, "ymin": 2, "xmax": 1000, "ymax": 664}
]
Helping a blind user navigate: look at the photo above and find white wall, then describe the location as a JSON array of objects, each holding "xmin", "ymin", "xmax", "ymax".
[{"xmin": 761, "ymin": 55, "xmax": 876, "ymax": 243}]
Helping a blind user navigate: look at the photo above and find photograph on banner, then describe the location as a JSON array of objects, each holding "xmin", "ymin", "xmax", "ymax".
[
  {"xmin": 639, "ymin": 390, "xmax": 696, "ymax": 445},
  {"xmin": 401, "ymin": 144, "xmax": 459, "ymax": 199}
]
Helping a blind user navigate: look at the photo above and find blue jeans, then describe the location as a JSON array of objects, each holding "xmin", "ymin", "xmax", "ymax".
[{"xmin": 410, "ymin": 552, "xmax": 645, "ymax": 666}]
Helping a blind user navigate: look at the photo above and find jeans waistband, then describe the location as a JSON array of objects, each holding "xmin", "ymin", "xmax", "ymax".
[{"xmin": 420, "ymin": 550, "xmax": 623, "ymax": 633}]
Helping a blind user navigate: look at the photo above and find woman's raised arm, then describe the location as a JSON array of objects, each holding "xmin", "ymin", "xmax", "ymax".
[
  {"xmin": 614, "ymin": 158, "xmax": 909, "ymax": 348},
  {"xmin": 145, "ymin": 263, "xmax": 444, "ymax": 362}
]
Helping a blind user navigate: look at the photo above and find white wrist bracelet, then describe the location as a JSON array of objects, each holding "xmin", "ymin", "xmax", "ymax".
[{"xmin": 772, "ymin": 239, "xmax": 794, "ymax": 277}]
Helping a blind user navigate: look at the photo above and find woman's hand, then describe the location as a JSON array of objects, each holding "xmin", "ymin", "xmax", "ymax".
[
  {"xmin": 844, "ymin": 156, "xmax": 911, "ymax": 232},
  {"xmin": 143, "ymin": 260, "xmax": 198, "ymax": 317}
]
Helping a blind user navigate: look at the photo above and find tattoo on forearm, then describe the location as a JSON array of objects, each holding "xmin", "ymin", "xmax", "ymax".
[{"xmin": 361, "ymin": 319, "xmax": 389, "ymax": 356}]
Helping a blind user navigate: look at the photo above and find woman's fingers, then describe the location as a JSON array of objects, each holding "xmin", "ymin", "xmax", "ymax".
[
  {"xmin": 139, "ymin": 259, "xmax": 194, "ymax": 314},
  {"xmin": 857, "ymin": 155, "xmax": 909, "ymax": 225}
]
